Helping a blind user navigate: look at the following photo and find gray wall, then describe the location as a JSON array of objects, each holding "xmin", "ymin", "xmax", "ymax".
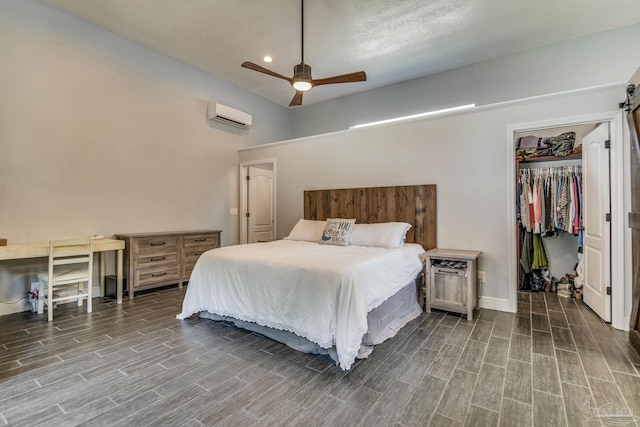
[
  {"xmin": 239, "ymin": 85, "xmax": 625, "ymax": 312},
  {"xmin": 1, "ymin": 1, "xmax": 637, "ymax": 318},
  {"xmin": 2, "ymin": 0, "xmax": 292, "ymax": 146},
  {"xmin": 0, "ymin": 0, "xmax": 291, "ymax": 314},
  {"xmin": 290, "ymin": 24, "xmax": 640, "ymax": 138}
]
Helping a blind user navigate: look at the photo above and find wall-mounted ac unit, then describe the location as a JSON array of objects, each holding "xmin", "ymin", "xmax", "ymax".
[{"xmin": 207, "ymin": 102, "xmax": 252, "ymax": 129}]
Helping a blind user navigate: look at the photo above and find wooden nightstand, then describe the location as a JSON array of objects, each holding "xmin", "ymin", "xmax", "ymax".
[{"xmin": 425, "ymin": 248, "xmax": 482, "ymax": 321}]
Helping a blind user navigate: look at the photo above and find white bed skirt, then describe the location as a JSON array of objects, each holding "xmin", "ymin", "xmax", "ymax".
[{"xmin": 198, "ymin": 278, "xmax": 422, "ymax": 367}]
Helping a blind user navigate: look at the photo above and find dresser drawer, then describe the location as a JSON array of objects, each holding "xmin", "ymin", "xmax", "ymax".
[
  {"xmin": 136, "ymin": 252, "xmax": 179, "ymax": 269},
  {"xmin": 183, "ymin": 252, "xmax": 207, "ymax": 280},
  {"xmin": 183, "ymin": 233, "xmax": 219, "ymax": 249},
  {"xmin": 183, "ymin": 263, "xmax": 197, "ymax": 281},
  {"xmin": 184, "ymin": 247, "xmax": 211, "ymax": 266},
  {"xmin": 135, "ymin": 236, "xmax": 179, "ymax": 257},
  {"xmin": 182, "ymin": 233, "xmax": 219, "ymax": 280},
  {"xmin": 134, "ymin": 265, "xmax": 181, "ymax": 288}
]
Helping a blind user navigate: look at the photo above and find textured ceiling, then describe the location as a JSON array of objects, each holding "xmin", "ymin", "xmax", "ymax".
[{"xmin": 43, "ymin": 0, "xmax": 640, "ymax": 107}]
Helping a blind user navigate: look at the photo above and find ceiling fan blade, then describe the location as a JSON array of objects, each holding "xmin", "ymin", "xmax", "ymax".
[
  {"xmin": 311, "ymin": 71, "xmax": 367, "ymax": 87},
  {"xmin": 241, "ymin": 62, "xmax": 292, "ymax": 83},
  {"xmin": 289, "ymin": 91, "xmax": 303, "ymax": 107}
]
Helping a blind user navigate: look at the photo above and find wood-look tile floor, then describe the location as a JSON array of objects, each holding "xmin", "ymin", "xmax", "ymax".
[{"xmin": 0, "ymin": 288, "xmax": 639, "ymax": 426}]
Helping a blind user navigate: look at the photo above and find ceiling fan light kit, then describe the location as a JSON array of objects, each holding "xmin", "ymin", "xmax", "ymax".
[
  {"xmin": 292, "ymin": 81, "xmax": 312, "ymax": 91},
  {"xmin": 241, "ymin": 0, "xmax": 366, "ymax": 106},
  {"xmin": 292, "ymin": 63, "xmax": 312, "ymax": 91}
]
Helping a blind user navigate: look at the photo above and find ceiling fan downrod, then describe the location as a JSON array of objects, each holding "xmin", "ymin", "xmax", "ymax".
[
  {"xmin": 240, "ymin": 0, "xmax": 366, "ymax": 106},
  {"xmin": 293, "ymin": 0, "xmax": 312, "ymax": 84}
]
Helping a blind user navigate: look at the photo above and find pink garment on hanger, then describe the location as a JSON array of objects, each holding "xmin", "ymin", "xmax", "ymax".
[
  {"xmin": 573, "ymin": 176, "xmax": 580, "ymax": 235},
  {"xmin": 534, "ymin": 177, "xmax": 542, "ymax": 234}
]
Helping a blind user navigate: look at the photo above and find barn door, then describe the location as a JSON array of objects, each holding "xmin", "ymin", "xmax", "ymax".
[{"xmin": 626, "ymin": 83, "xmax": 640, "ymax": 353}]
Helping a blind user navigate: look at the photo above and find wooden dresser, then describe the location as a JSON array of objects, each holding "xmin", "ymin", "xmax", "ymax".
[{"xmin": 115, "ymin": 230, "xmax": 221, "ymax": 299}]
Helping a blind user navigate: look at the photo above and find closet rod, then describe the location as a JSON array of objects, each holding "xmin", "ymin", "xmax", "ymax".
[{"xmin": 519, "ymin": 166, "xmax": 581, "ymax": 174}]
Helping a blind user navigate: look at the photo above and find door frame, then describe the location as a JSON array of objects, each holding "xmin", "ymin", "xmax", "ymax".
[
  {"xmin": 239, "ymin": 158, "xmax": 277, "ymax": 245},
  {"xmin": 506, "ymin": 111, "xmax": 629, "ymax": 330}
]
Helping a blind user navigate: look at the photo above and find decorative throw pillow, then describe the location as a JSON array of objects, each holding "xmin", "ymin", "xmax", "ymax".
[
  {"xmin": 283, "ymin": 219, "xmax": 327, "ymax": 242},
  {"xmin": 321, "ymin": 218, "xmax": 356, "ymax": 246}
]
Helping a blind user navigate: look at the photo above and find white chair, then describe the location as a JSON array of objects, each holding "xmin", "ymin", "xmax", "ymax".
[{"xmin": 37, "ymin": 238, "xmax": 93, "ymax": 321}]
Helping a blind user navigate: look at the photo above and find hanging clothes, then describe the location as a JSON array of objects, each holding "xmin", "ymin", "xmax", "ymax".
[
  {"xmin": 531, "ymin": 234, "xmax": 549, "ymax": 269},
  {"xmin": 572, "ymin": 174, "xmax": 581, "ymax": 235},
  {"xmin": 558, "ymin": 174, "xmax": 570, "ymax": 231},
  {"xmin": 518, "ymin": 166, "xmax": 582, "ymax": 236},
  {"xmin": 517, "ymin": 165, "xmax": 582, "ymax": 291},
  {"xmin": 549, "ymin": 172, "xmax": 557, "ymax": 235},
  {"xmin": 520, "ymin": 172, "xmax": 531, "ymax": 231},
  {"xmin": 533, "ymin": 175, "xmax": 541, "ymax": 234},
  {"xmin": 576, "ymin": 174, "xmax": 583, "ymax": 250}
]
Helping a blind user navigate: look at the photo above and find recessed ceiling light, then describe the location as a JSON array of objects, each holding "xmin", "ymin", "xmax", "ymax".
[{"xmin": 263, "ymin": 56, "xmax": 272, "ymax": 63}]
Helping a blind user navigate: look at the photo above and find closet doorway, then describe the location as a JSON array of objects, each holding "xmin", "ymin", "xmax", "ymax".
[
  {"xmin": 508, "ymin": 111, "xmax": 627, "ymax": 329},
  {"xmin": 239, "ymin": 159, "xmax": 276, "ymax": 244}
]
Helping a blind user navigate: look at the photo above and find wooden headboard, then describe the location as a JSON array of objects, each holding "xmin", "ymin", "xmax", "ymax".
[{"xmin": 303, "ymin": 184, "xmax": 437, "ymax": 250}]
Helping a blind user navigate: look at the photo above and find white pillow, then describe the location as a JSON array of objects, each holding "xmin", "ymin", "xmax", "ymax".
[
  {"xmin": 349, "ymin": 222, "xmax": 412, "ymax": 248},
  {"xmin": 283, "ymin": 219, "xmax": 326, "ymax": 242},
  {"xmin": 321, "ymin": 218, "xmax": 356, "ymax": 246}
]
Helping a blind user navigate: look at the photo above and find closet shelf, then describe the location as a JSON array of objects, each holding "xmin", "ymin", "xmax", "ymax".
[{"xmin": 517, "ymin": 152, "xmax": 582, "ymax": 163}]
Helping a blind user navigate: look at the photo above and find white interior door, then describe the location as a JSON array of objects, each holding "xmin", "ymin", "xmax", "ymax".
[
  {"xmin": 582, "ymin": 122, "xmax": 611, "ymax": 322},
  {"xmin": 247, "ymin": 167, "xmax": 275, "ymax": 243}
]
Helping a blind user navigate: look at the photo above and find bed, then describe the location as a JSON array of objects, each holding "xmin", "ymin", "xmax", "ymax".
[{"xmin": 177, "ymin": 185, "xmax": 437, "ymax": 370}]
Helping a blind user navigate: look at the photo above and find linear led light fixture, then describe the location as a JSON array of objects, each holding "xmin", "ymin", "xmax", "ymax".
[{"xmin": 350, "ymin": 104, "xmax": 476, "ymax": 130}]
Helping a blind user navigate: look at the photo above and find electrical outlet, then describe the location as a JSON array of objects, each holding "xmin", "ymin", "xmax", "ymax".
[
  {"xmin": 478, "ymin": 271, "xmax": 486, "ymax": 283},
  {"xmin": 230, "ymin": 208, "xmax": 238, "ymax": 215}
]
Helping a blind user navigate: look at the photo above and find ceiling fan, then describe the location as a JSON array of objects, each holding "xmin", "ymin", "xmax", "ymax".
[{"xmin": 241, "ymin": 0, "xmax": 367, "ymax": 107}]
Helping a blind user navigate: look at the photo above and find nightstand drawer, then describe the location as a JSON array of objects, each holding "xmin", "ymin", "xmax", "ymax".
[
  {"xmin": 433, "ymin": 266, "xmax": 466, "ymax": 276},
  {"xmin": 431, "ymin": 268, "xmax": 467, "ymax": 309}
]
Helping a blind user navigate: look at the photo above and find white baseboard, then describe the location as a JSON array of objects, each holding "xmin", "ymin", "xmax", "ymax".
[
  {"xmin": 0, "ymin": 299, "xmax": 31, "ymax": 316},
  {"xmin": 620, "ymin": 316, "xmax": 630, "ymax": 332},
  {"xmin": 0, "ymin": 286, "xmax": 102, "ymax": 317},
  {"xmin": 479, "ymin": 296, "xmax": 514, "ymax": 313}
]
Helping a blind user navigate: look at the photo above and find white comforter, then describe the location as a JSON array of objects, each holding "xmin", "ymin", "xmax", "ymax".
[{"xmin": 177, "ymin": 240, "xmax": 424, "ymax": 370}]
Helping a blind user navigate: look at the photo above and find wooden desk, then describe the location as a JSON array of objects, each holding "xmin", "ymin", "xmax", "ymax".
[{"xmin": 0, "ymin": 238, "xmax": 125, "ymax": 304}]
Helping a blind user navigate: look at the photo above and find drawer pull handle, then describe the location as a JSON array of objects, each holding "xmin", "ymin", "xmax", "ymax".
[
  {"xmin": 151, "ymin": 272, "xmax": 167, "ymax": 277},
  {"xmin": 434, "ymin": 268, "xmax": 465, "ymax": 276},
  {"xmin": 194, "ymin": 252, "xmax": 203, "ymax": 256},
  {"xmin": 194, "ymin": 238, "xmax": 207, "ymax": 242},
  {"xmin": 149, "ymin": 257, "xmax": 166, "ymax": 262},
  {"xmin": 150, "ymin": 242, "xmax": 166, "ymax": 246}
]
